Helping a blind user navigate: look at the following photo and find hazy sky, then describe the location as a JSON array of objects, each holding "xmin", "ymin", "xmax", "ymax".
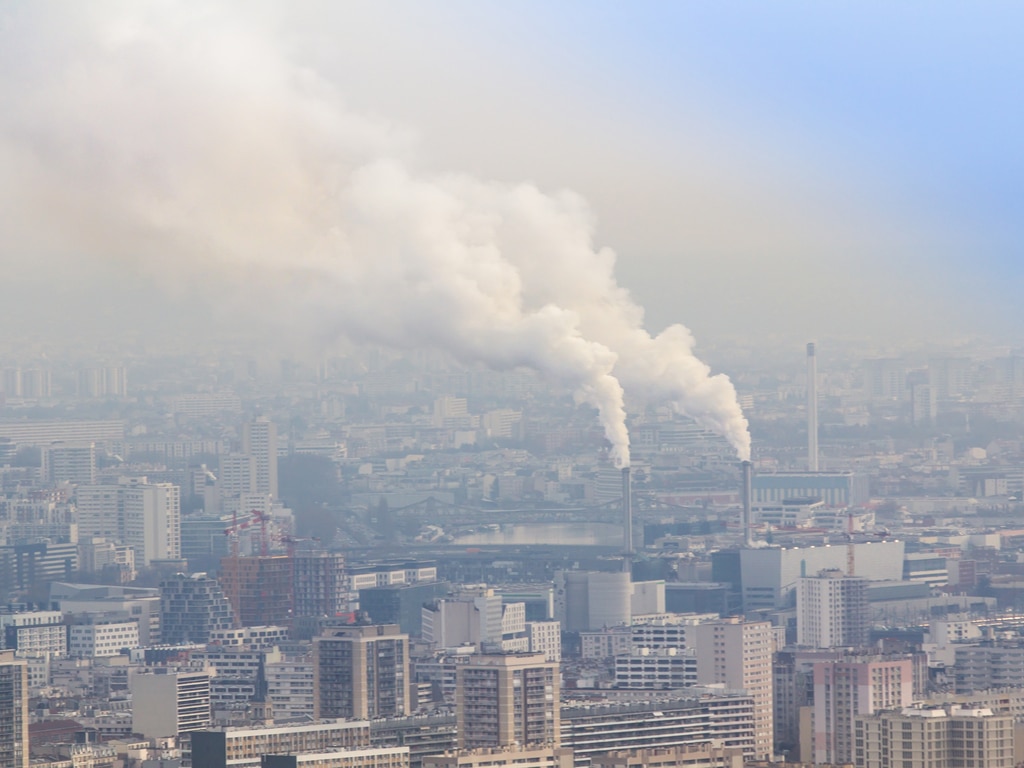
[{"xmin": 2, "ymin": 1, "xmax": 1022, "ymax": 353}]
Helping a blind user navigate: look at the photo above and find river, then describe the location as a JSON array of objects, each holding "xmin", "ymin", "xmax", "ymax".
[{"xmin": 455, "ymin": 522, "xmax": 623, "ymax": 547}]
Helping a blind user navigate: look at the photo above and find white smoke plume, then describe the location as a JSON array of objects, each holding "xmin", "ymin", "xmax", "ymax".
[{"xmin": 0, "ymin": 3, "xmax": 750, "ymax": 464}]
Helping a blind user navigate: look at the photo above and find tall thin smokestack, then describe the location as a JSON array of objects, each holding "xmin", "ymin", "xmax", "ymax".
[
  {"xmin": 622, "ymin": 467, "xmax": 633, "ymax": 556},
  {"xmin": 807, "ymin": 342, "xmax": 819, "ymax": 472},
  {"xmin": 741, "ymin": 460, "xmax": 753, "ymax": 547}
]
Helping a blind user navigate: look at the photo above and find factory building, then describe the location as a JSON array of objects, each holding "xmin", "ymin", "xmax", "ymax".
[{"xmin": 712, "ymin": 539, "xmax": 905, "ymax": 612}]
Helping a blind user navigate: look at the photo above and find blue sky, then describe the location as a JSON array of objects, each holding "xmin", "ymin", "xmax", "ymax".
[{"xmin": 405, "ymin": 1, "xmax": 1024, "ymax": 340}]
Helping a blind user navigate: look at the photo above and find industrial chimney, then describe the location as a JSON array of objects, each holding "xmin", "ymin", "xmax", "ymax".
[
  {"xmin": 807, "ymin": 342, "xmax": 819, "ymax": 472},
  {"xmin": 741, "ymin": 460, "xmax": 753, "ymax": 547},
  {"xmin": 622, "ymin": 466, "xmax": 633, "ymax": 556}
]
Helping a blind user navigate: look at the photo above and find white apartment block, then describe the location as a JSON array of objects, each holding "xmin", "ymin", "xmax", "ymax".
[
  {"xmin": 41, "ymin": 442, "xmax": 96, "ymax": 485},
  {"xmin": 796, "ymin": 572, "xmax": 869, "ymax": 649},
  {"xmin": 243, "ymin": 417, "xmax": 279, "ymax": 499},
  {"xmin": 693, "ymin": 618, "xmax": 775, "ymax": 761},
  {"xmin": 348, "ymin": 563, "xmax": 438, "ymax": 593},
  {"xmin": 580, "ymin": 627, "xmax": 632, "ymax": 659},
  {"xmin": 217, "ymin": 454, "xmax": 257, "ymax": 514},
  {"xmin": 0, "ymin": 612, "xmax": 67, "ymax": 656},
  {"xmin": 68, "ymin": 619, "xmax": 139, "ymax": 657},
  {"xmin": 75, "ymin": 484, "xmax": 122, "ymax": 541},
  {"xmin": 0, "ymin": 420, "xmax": 125, "ymax": 446},
  {"xmin": 122, "ymin": 480, "xmax": 181, "ymax": 566},
  {"xmin": 266, "ymin": 658, "xmax": 315, "ymax": 720},
  {"xmin": 614, "ymin": 647, "xmax": 698, "ymax": 689},
  {"xmin": 629, "ymin": 614, "xmax": 716, "ymax": 652},
  {"xmin": 527, "ymin": 621, "xmax": 561, "ymax": 663},
  {"xmin": 169, "ymin": 392, "xmax": 242, "ymax": 417},
  {"xmin": 192, "ymin": 647, "xmax": 282, "ymax": 682},
  {"xmin": 77, "ymin": 479, "xmax": 181, "ymax": 566}
]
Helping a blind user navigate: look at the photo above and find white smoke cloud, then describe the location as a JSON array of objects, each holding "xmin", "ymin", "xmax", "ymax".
[{"xmin": 0, "ymin": 2, "xmax": 750, "ymax": 464}]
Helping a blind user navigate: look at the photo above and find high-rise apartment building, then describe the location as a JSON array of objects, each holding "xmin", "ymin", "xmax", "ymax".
[
  {"xmin": 863, "ymin": 358, "xmax": 907, "ymax": 401},
  {"xmin": 456, "ymin": 653, "xmax": 560, "ymax": 750},
  {"xmin": 131, "ymin": 669, "xmax": 211, "ymax": 739},
  {"xmin": 78, "ymin": 365, "xmax": 128, "ymax": 399},
  {"xmin": 1, "ymin": 368, "xmax": 51, "ymax": 400},
  {"xmin": 912, "ymin": 382, "xmax": 938, "ymax": 425},
  {"xmin": 855, "ymin": 705, "xmax": 1014, "ymax": 768},
  {"xmin": 242, "ymin": 418, "xmax": 278, "ymax": 499},
  {"xmin": 0, "ymin": 651, "xmax": 28, "ymax": 768},
  {"xmin": 40, "ymin": 442, "xmax": 96, "ymax": 486},
  {"xmin": 796, "ymin": 571, "xmax": 869, "ymax": 649},
  {"xmin": 74, "ymin": 484, "xmax": 121, "ymax": 541},
  {"xmin": 217, "ymin": 454, "xmax": 257, "ymax": 514},
  {"xmin": 433, "ymin": 397, "xmax": 470, "ymax": 429},
  {"xmin": 314, "ymin": 625, "xmax": 410, "ymax": 720},
  {"xmin": 693, "ymin": 618, "xmax": 774, "ymax": 761},
  {"xmin": 292, "ymin": 551, "xmax": 347, "ymax": 619},
  {"xmin": 266, "ymin": 658, "xmax": 315, "ymax": 721},
  {"xmin": 954, "ymin": 641, "xmax": 1024, "ymax": 693},
  {"xmin": 812, "ymin": 654, "xmax": 914, "ymax": 765},
  {"xmin": 76, "ymin": 479, "xmax": 181, "ymax": 566},
  {"xmin": 122, "ymin": 480, "xmax": 180, "ymax": 566}
]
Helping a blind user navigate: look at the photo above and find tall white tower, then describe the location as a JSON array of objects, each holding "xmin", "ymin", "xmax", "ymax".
[
  {"xmin": 243, "ymin": 417, "xmax": 278, "ymax": 499},
  {"xmin": 807, "ymin": 342, "xmax": 819, "ymax": 471}
]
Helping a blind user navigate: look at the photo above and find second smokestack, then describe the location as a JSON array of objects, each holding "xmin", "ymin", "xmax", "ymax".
[
  {"xmin": 622, "ymin": 466, "xmax": 633, "ymax": 556},
  {"xmin": 807, "ymin": 342, "xmax": 819, "ymax": 472},
  {"xmin": 741, "ymin": 460, "xmax": 753, "ymax": 547}
]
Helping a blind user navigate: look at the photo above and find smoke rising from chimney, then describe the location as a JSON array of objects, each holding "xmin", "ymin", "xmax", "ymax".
[{"xmin": 0, "ymin": 4, "xmax": 751, "ymax": 464}]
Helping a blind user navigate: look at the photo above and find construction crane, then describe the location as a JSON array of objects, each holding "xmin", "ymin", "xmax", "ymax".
[
  {"xmin": 221, "ymin": 509, "xmax": 280, "ymax": 627},
  {"xmin": 224, "ymin": 508, "xmax": 272, "ymax": 557}
]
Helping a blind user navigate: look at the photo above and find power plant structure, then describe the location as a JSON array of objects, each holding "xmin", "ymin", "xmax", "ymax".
[
  {"xmin": 622, "ymin": 466, "xmax": 633, "ymax": 556},
  {"xmin": 807, "ymin": 342, "xmax": 819, "ymax": 471},
  {"xmin": 741, "ymin": 460, "xmax": 753, "ymax": 547}
]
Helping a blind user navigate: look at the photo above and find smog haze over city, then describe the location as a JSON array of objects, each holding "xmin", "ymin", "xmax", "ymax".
[
  {"xmin": 3, "ymin": 4, "xmax": 1024, "ymax": 768},
  {"xmin": 3, "ymin": 2, "xmax": 1022, "ymax": 354}
]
